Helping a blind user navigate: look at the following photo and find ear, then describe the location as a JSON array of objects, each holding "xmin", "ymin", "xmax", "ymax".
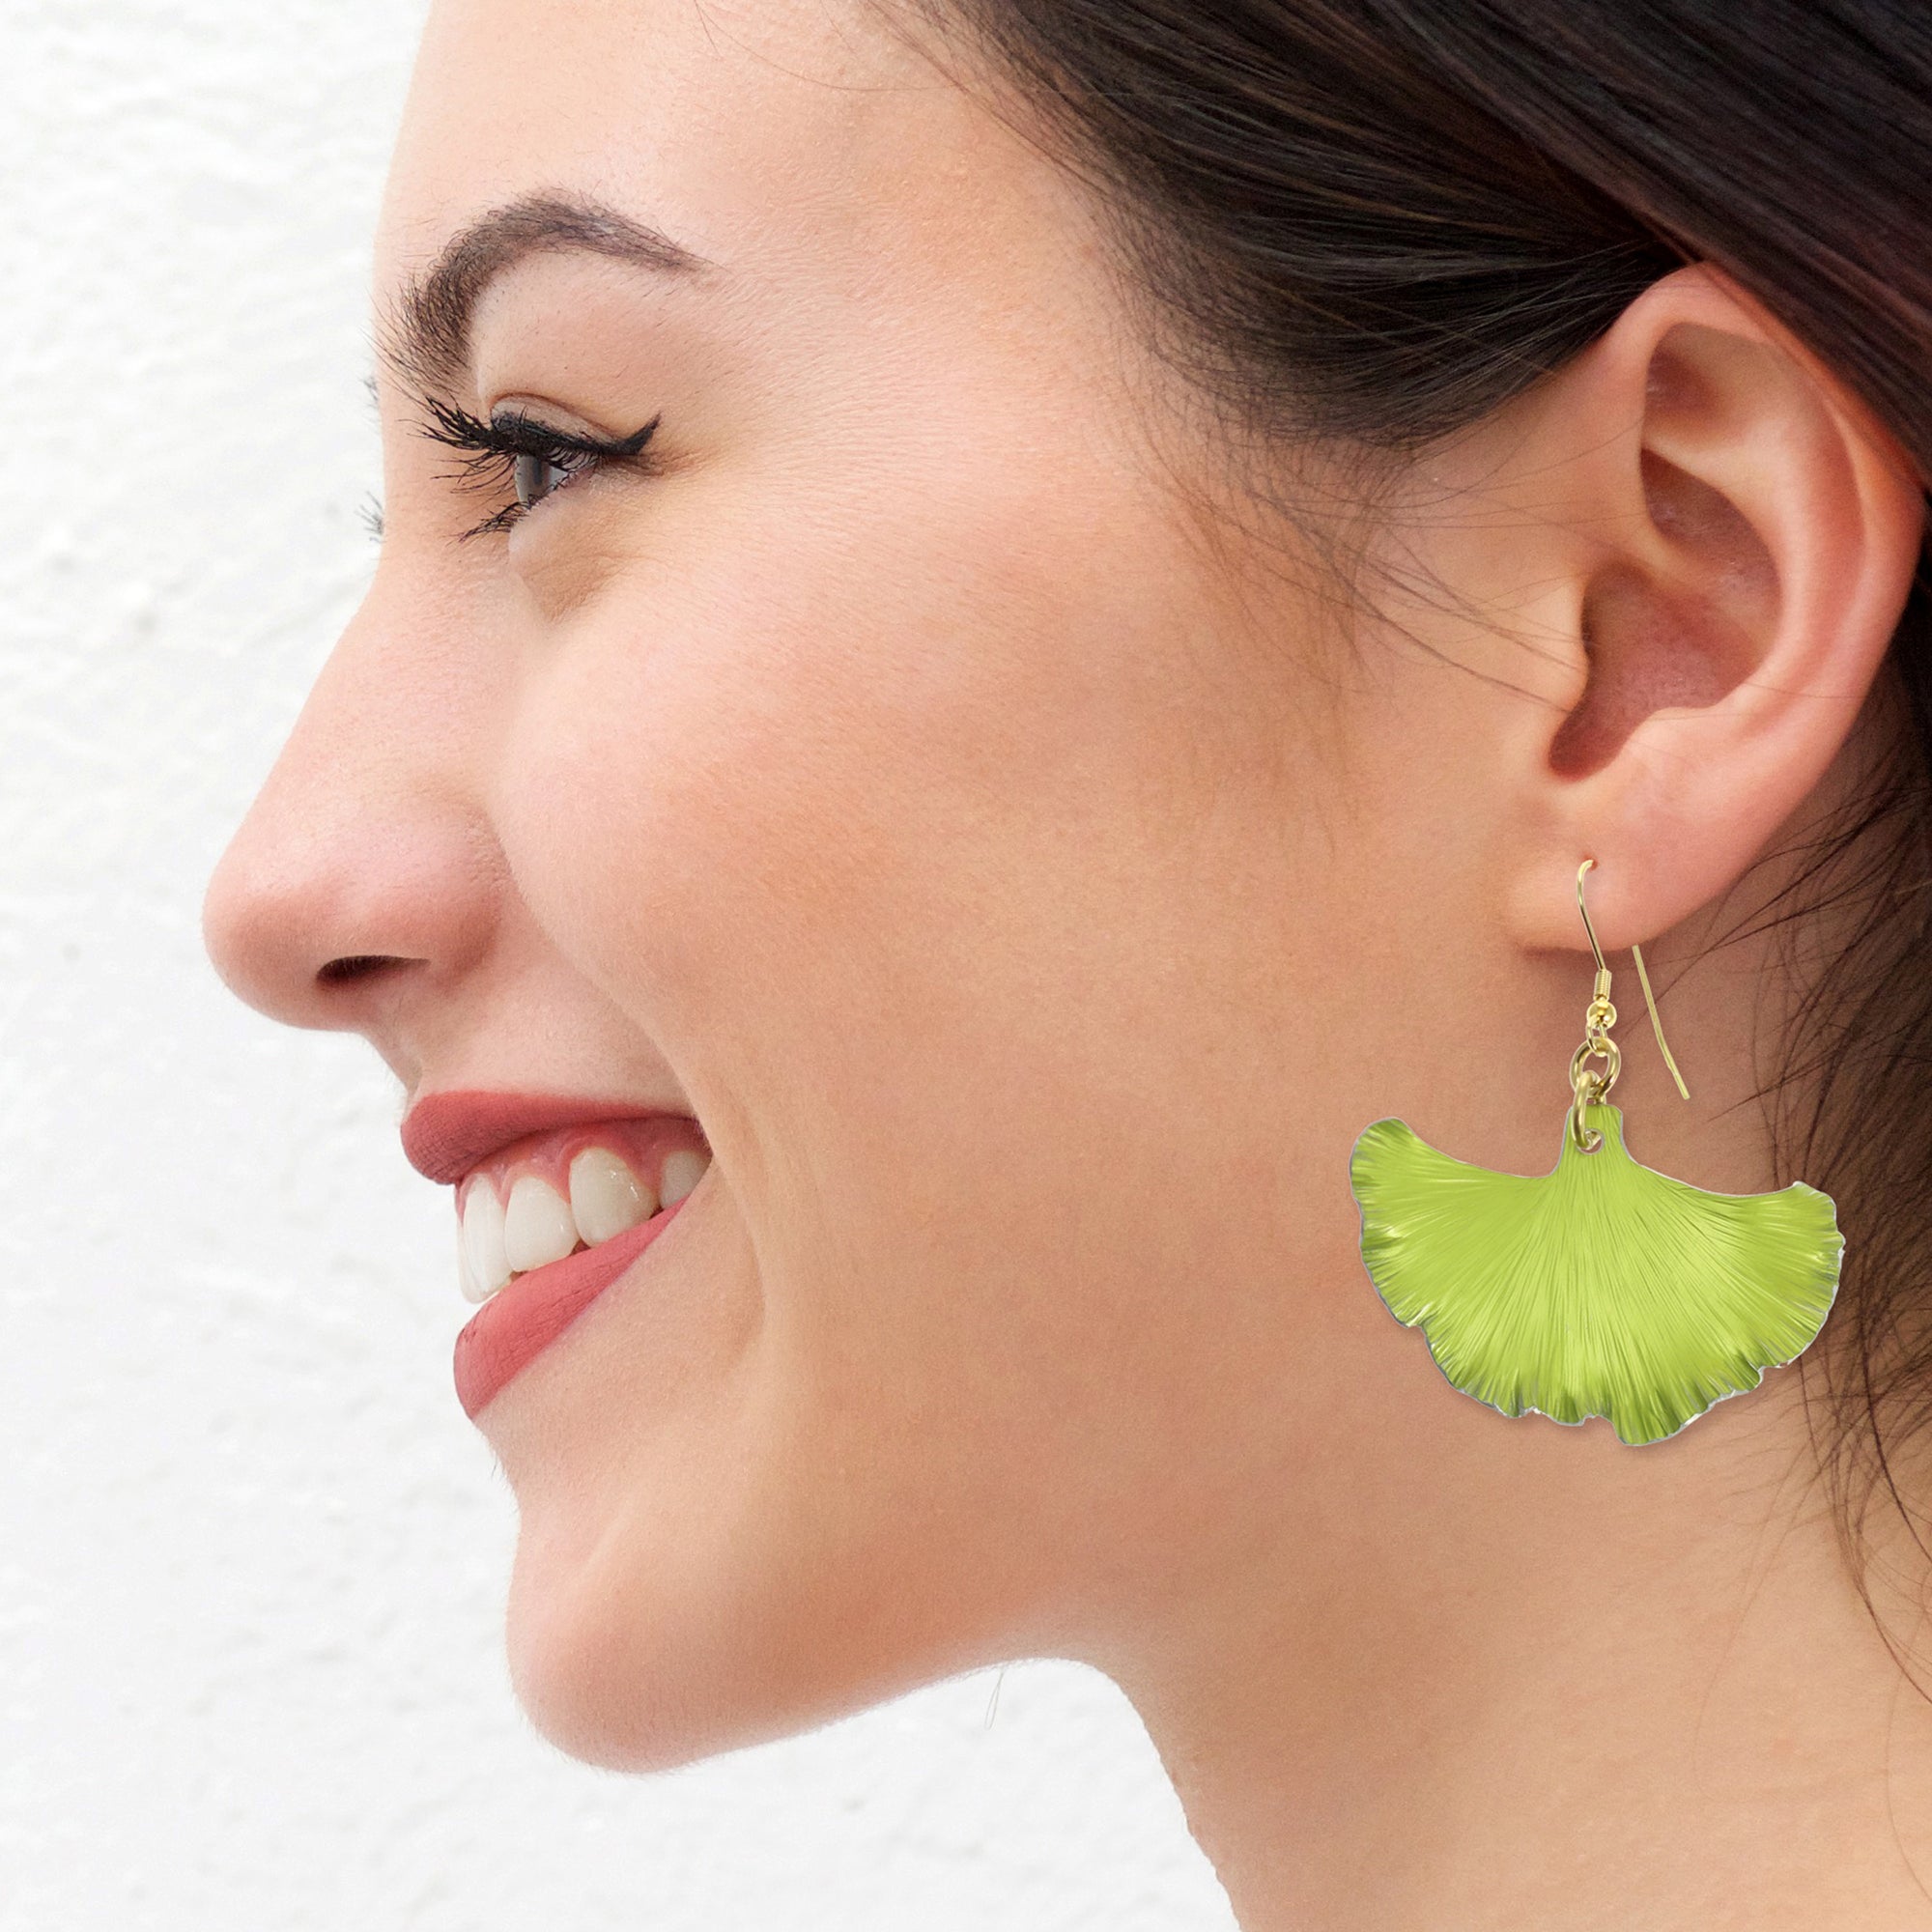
[{"xmin": 1492, "ymin": 264, "xmax": 1925, "ymax": 953}]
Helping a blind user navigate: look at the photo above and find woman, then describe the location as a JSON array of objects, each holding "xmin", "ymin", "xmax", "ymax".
[{"xmin": 203, "ymin": 0, "xmax": 1932, "ymax": 1922}]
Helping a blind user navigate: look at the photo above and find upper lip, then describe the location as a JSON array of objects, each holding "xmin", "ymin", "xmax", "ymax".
[{"xmin": 401, "ymin": 1090, "xmax": 686, "ymax": 1185}]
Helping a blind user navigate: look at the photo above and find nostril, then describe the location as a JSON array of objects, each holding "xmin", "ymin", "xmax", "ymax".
[{"xmin": 317, "ymin": 954, "xmax": 409, "ymax": 987}]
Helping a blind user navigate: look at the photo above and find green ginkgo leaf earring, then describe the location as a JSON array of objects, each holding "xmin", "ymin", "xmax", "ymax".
[{"xmin": 1350, "ymin": 859, "xmax": 1843, "ymax": 1446}]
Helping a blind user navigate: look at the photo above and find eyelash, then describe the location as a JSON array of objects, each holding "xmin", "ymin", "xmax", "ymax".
[{"xmin": 416, "ymin": 393, "xmax": 665, "ymax": 539}]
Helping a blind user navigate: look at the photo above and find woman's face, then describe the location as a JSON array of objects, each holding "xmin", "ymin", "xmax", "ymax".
[{"xmin": 207, "ymin": 0, "xmax": 1464, "ymax": 1768}]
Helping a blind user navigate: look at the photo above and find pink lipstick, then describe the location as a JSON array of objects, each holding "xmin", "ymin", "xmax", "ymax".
[
  {"xmin": 404, "ymin": 1090, "xmax": 707, "ymax": 1418},
  {"xmin": 451, "ymin": 1200, "xmax": 687, "ymax": 1418}
]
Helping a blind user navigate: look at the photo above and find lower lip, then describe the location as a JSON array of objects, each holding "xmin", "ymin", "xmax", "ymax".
[{"xmin": 453, "ymin": 1200, "xmax": 690, "ymax": 1419}]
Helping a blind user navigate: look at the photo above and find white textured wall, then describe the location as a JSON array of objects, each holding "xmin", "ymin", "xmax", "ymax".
[{"xmin": 0, "ymin": 5, "xmax": 1235, "ymax": 1927}]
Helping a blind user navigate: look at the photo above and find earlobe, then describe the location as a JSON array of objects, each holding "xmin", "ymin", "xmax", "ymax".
[{"xmin": 1507, "ymin": 267, "xmax": 1925, "ymax": 952}]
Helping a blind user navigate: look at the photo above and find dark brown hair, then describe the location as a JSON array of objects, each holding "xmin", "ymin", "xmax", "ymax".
[{"xmin": 895, "ymin": 0, "xmax": 1932, "ymax": 1624}]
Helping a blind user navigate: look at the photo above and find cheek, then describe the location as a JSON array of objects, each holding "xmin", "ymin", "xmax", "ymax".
[
  {"xmin": 499, "ymin": 472, "xmax": 1196, "ymax": 1105},
  {"xmin": 487, "ymin": 473, "xmax": 1281, "ymax": 1679}
]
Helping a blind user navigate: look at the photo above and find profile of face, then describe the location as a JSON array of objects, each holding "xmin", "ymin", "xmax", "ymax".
[{"xmin": 204, "ymin": 0, "xmax": 1922, "ymax": 1777}]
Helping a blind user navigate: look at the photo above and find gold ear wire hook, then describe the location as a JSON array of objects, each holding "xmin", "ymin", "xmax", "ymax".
[
  {"xmin": 1576, "ymin": 859, "xmax": 1690, "ymax": 1101},
  {"xmin": 1632, "ymin": 946, "xmax": 1691, "ymax": 1101},
  {"xmin": 1575, "ymin": 858, "xmax": 1613, "ymax": 1006}
]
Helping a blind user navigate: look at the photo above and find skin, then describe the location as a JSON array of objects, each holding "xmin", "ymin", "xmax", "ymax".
[{"xmin": 204, "ymin": 2, "xmax": 1932, "ymax": 1925}]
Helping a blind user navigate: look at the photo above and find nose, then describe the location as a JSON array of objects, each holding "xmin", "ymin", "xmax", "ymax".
[{"xmin": 204, "ymin": 582, "xmax": 501, "ymax": 1053}]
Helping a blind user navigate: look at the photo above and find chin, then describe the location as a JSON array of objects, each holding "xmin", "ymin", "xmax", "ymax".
[
  {"xmin": 498, "ymin": 1472, "xmax": 1019, "ymax": 1775},
  {"xmin": 502, "ymin": 1523, "xmax": 764, "ymax": 1773},
  {"xmin": 496, "ymin": 1481, "xmax": 871, "ymax": 1775}
]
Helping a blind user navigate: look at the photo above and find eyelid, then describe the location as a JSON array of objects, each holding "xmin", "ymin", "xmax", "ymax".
[
  {"xmin": 487, "ymin": 403, "xmax": 656, "ymax": 459},
  {"xmin": 411, "ymin": 390, "xmax": 664, "ymax": 539}
]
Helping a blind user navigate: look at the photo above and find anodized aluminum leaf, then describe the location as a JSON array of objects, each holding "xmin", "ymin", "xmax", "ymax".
[{"xmin": 1350, "ymin": 1103, "xmax": 1843, "ymax": 1446}]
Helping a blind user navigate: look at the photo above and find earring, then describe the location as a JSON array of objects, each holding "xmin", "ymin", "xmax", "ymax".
[{"xmin": 1350, "ymin": 860, "xmax": 1842, "ymax": 1446}]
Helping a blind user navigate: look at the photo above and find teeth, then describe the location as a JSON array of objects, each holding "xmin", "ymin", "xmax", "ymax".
[
  {"xmin": 460, "ymin": 1140, "xmax": 710, "ymax": 1304},
  {"xmin": 660, "ymin": 1148, "xmax": 709, "ymax": 1208},
  {"xmin": 457, "ymin": 1218, "xmax": 479, "ymax": 1303},
  {"xmin": 569, "ymin": 1147, "xmax": 654, "ymax": 1245},
  {"xmin": 461, "ymin": 1181, "xmax": 512, "ymax": 1303},
  {"xmin": 503, "ymin": 1175, "xmax": 580, "ymax": 1274}
]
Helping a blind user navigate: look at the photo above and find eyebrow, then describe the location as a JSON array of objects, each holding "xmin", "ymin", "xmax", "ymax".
[{"xmin": 380, "ymin": 190, "xmax": 712, "ymax": 392}]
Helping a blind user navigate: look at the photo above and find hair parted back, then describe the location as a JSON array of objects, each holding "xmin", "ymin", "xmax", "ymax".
[{"xmin": 889, "ymin": 0, "xmax": 1932, "ymax": 1614}]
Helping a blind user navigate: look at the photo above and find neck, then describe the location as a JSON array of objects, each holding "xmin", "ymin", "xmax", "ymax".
[{"xmin": 1111, "ymin": 1384, "xmax": 1932, "ymax": 1930}]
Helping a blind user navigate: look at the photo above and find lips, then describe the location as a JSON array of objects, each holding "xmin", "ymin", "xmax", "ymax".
[
  {"xmin": 450, "ymin": 1201, "xmax": 687, "ymax": 1418},
  {"xmin": 403, "ymin": 1090, "xmax": 674, "ymax": 1185},
  {"xmin": 405, "ymin": 1090, "xmax": 708, "ymax": 1418}
]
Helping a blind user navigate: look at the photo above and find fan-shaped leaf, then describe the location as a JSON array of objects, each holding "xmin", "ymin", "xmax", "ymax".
[{"xmin": 1350, "ymin": 1103, "xmax": 1842, "ymax": 1445}]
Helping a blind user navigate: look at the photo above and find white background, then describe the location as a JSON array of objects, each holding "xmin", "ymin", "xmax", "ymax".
[{"xmin": 0, "ymin": 4, "xmax": 1235, "ymax": 1926}]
